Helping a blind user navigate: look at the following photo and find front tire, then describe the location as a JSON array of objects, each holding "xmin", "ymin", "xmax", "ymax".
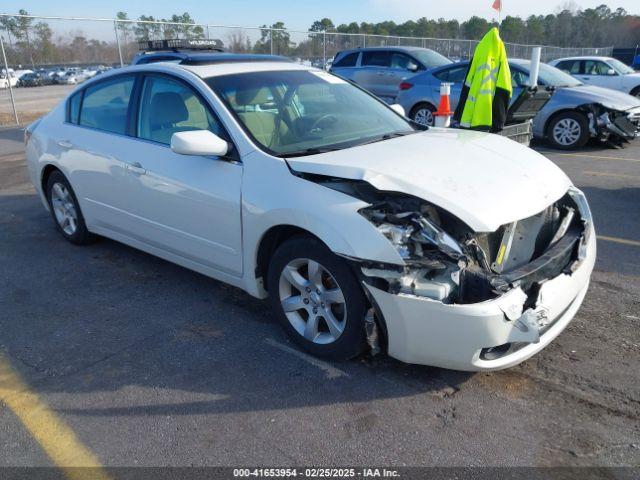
[
  {"xmin": 267, "ymin": 236, "xmax": 367, "ymax": 360},
  {"xmin": 547, "ymin": 111, "xmax": 590, "ymax": 150},
  {"xmin": 46, "ymin": 170, "xmax": 94, "ymax": 245}
]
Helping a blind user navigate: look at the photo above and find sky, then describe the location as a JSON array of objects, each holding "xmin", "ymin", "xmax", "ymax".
[{"xmin": 2, "ymin": 0, "xmax": 639, "ymax": 30}]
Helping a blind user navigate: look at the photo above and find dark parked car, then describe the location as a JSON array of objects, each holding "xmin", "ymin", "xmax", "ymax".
[{"xmin": 17, "ymin": 72, "xmax": 43, "ymax": 87}]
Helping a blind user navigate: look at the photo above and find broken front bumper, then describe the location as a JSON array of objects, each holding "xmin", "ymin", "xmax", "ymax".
[
  {"xmin": 365, "ymin": 226, "xmax": 596, "ymax": 371},
  {"xmin": 597, "ymin": 107, "xmax": 640, "ymax": 140}
]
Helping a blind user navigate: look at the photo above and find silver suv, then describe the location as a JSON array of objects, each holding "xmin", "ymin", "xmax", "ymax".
[{"xmin": 330, "ymin": 46, "xmax": 451, "ymax": 103}]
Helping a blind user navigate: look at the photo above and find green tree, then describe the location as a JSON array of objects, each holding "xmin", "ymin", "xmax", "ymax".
[
  {"xmin": 461, "ymin": 16, "xmax": 491, "ymax": 40},
  {"xmin": 310, "ymin": 18, "xmax": 335, "ymax": 32},
  {"xmin": 254, "ymin": 22, "xmax": 290, "ymax": 55},
  {"xmin": 135, "ymin": 15, "xmax": 162, "ymax": 41}
]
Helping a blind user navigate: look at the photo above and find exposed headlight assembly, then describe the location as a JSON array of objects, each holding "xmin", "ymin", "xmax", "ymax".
[{"xmin": 358, "ymin": 201, "xmax": 467, "ymax": 302}]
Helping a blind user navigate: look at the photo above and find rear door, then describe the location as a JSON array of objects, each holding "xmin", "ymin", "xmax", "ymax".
[
  {"xmin": 329, "ymin": 51, "xmax": 360, "ymax": 82},
  {"xmin": 433, "ymin": 64, "xmax": 468, "ymax": 111},
  {"xmin": 55, "ymin": 74, "xmax": 138, "ymax": 233},
  {"xmin": 353, "ymin": 50, "xmax": 394, "ymax": 101}
]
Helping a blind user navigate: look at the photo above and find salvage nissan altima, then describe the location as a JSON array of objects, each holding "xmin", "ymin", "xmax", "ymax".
[{"xmin": 25, "ymin": 56, "xmax": 596, "ymax": 371}]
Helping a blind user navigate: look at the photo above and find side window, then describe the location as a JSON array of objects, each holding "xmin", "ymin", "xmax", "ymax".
[
  {"xmin": 434, "ymin": 66, "xmax": 466, "ymax": 83},
  {"xmin": 584, "ymin": 60, "xmax": 611, "ymax": 75},
  {"xmin": 333, "ymin": 52, "xmax": 359, "ymax": 68},
  {"xmin": 511, "ymin": 69, "xmax": 530, "ymax": 87},
  {"xmin": 68, "ymin": 91, "xmax": 82, "ymax": 124},
  {"xmin": 390, "ymin": 53, "xmax": 411, "ymax": 69},
  {"xmin": 557, "ymin": 60, "xmax": 580, "ymax": 74},
  {"xmin": 137, "ymin": 75, "xmax": 223, "ymax": 145},
  {"xmin": 79, "ymin": 76, "xmax": 134, "ymax": 134},
  {"xmin": 362, "ymin": 51, "xmax": 391, "ymax": 68}
]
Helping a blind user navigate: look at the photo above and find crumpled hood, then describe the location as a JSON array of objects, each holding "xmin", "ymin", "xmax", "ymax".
[
  {"xmin": 559, "ymin": 84, "xmax": 640, "ymax": 111},
  {"xmin": 287, "ymin": 128, "xmax": 572, "ymax": 232}
]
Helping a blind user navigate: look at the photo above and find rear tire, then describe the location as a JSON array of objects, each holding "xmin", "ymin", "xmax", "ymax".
[
  {"xmin": 267, "ymin": 236, "xmax": 367, "ymax": 360},
  {"xmin": 547, "ymin": 111, "xmax": 589, "ymax": 150},
  {"xmin": 45, "ymin": 170, "xmax": 94, "ymax": 245},
  {"xmin": 410, "ymin": 103, "xmax": 436, "ymax": 127}
]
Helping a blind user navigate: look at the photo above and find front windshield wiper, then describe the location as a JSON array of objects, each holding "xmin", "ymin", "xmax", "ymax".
[
  {"xmin": 280, "ymin": 146, "xmax": 344, "ymax": 158},
  {"xmin": 279, "ymin": 131, "xmax": 417, "ymax": 158},
  {"xmin": 353, "ymin": 130, "xmax": 417, "ymax": 147}
]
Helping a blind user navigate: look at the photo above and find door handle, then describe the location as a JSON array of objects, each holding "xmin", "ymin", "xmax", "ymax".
[
  {"xmin": 125, "ymin": 162, "xmax": 146, "ymax": 175},
  {"xmin": 57, "ymin": 140, "xmax": 73, "ymax": 149}
]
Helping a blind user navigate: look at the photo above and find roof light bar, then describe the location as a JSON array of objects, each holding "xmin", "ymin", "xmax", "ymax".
[{"xmin": 138, "ymin": 38, "xmax": 224, "ymax": 52}]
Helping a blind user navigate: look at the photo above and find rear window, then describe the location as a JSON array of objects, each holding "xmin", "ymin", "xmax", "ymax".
[
  {"xmin": 333, "ymin": 52, "xmax": 359, "ymax": 68},
  {"xmin": 434, "ymin": 65, "xmax": 468, "ymax": 83},
  {"xmin": 68, "ymin": 92, "xmax": 82, "ymax": 124},
  {"xmin": 79, "ymin": 76, "xmax": 134, "ymax": 135},
  {"xmin": 362, "ymin": 51, "xmax": 391, "ymax": 67}
]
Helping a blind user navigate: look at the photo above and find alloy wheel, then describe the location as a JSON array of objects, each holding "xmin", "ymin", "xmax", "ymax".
[
  {"xmin": 278, "ymin": 258, "xmax": 346, "ymax": 345},
  {"xmin": 552, "ymin": 117, "xmax": 582, "ymax": 146},
  {"xmin": 50, "ymin": 182, "xmax": 78, "ymax": 235},
  {"xmin": 414, "ymin": 107, "xmax": 434, "ymax": 126}
]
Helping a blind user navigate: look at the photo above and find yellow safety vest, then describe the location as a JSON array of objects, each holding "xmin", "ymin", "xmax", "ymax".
[{"xmin": 459, "ymin": 28, "xmax": 512, "ymax": 131}]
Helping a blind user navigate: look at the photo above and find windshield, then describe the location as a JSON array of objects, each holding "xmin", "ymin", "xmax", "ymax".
[
  {"xmin": 411, "ymin": 49, "xmax": 452, "ymax": 69},
  {"xmin": 515, "ymin": 61, "xmax": 582, "ymax": 87},
  {"xmin": 207, "ymin": 70, "xmax": 415, "ymax": 157},
  {"xmin": 607, "ymin": 58, "xmax": 635, "ymax": 75}
]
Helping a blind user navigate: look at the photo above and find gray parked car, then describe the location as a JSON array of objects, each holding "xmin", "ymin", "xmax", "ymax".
[
  {"xmin": 330, "ymin": 46, "xmax": 452, "ymax": 103},
  {"xmin": 396, "ymin": 59, "xmax": 640, "ymax": 149}
]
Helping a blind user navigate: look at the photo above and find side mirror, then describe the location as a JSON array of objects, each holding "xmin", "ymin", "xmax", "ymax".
[
  {"xmin": 171, "ymin": 130, "xmax": 229, "ymax": 157},
  {"xmin": 606, "ymin": 68, "xmax": 616, "ymax": 76},
  {"xmin": 407, "ymin": 63, "xmax": 419, "ymax": 72},
  {"xmin": 390, "ymin": 104, "xmax": 405, "ymax": 116}
]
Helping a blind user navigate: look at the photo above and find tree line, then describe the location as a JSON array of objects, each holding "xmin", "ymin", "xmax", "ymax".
[{"xmin": 0, "ymin": 5, "xmax": 638, "ymax": 68}]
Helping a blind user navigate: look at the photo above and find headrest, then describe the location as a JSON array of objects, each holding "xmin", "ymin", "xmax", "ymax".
[
  {"xmin": 149, "ymin": 92, "xmax": 188, "ymax": 125},
  {"xmin": 235, "ymin": 87, "xmax": 272, "ymax": 106}
]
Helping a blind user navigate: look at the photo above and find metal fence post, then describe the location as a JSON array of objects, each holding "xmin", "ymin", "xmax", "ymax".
[
  {"xmin": 323, "ymin": 31, "xmax": 326, "ymax": 67},
  {"xmin": 114, "ymin": 20, "xmax": 124, "ymax": 67},
  {"xmin": 270, "ymin": 29, "xmax": 273, "ymax": 55},
  {"xmin": 1, "ymin": 34, "xmax": 19, "ymax": 125}
]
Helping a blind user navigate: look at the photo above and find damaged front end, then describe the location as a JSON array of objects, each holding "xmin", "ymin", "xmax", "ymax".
[
  {"xmin": 584, "ymin": 104, "xmax": 640, "ymax": 145},
  {"xmin": 355, "ymin": 186, "xmax": 591, "ymax": 311}
]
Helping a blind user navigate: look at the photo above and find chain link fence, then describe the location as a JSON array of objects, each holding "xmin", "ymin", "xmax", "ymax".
[{"xmin": 0, "ymin": 14, "xmax": 613, "ymax": 126}]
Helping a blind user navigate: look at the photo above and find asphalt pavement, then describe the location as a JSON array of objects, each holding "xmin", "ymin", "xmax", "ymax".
[{"xmin": 0, "ymin": 126, "xmax": 639, "ymax": 471}]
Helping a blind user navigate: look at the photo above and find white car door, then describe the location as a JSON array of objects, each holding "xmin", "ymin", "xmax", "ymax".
[
  {"xmin": 56, "ymin": 74, "xmax": 138, "ymax": 234},
  {"xmin": 580, "ymin": 60, "xmax": 622, "ymax": 90},
  {"xmin": 117, "ymin": 73, "xmax": 243, "ymax": 276}
]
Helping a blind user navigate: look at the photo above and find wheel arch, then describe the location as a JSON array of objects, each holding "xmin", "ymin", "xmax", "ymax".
[
  {"xmin": 255, "ymin": 224, "xmax": 321, "ymax": 292},
  {"xmin": 40, "ymin": 164, "xmax": 63, "ymax": 197},
  {"xmin": 409, "ymin": 101, "xmax": 437, "ymax": 118}
]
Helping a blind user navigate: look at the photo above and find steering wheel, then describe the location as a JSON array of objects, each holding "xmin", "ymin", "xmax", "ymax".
[{"xmin": 308, "ymin": 114, "xmax": 338, "ymax": 134}]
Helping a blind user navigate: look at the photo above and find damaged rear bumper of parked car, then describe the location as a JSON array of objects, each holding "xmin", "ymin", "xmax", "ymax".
[{"xmin": 349, "ymin": 187, "xmax": 596, "ymax": 371}]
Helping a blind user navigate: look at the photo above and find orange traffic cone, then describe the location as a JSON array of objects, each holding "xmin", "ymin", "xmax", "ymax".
[{"xmin": 434, "ymin": 83, "xmax": 453, "ymax": 127}]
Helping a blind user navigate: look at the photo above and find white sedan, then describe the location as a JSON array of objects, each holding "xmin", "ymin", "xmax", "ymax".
[
  {"xmin": 550, "ymin": 56, "xmax": 640, "ymax": 97},
  {"xmin": 24, "ymin": 59, "xmax": 596, "ymax": 371}
]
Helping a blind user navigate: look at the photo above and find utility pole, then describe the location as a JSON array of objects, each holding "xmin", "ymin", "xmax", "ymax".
[
  {"xmin": 1, "ymin": 35, "xmax": 19, "ymax": 125},
  {"xmin": 114, "ymin": 20, "xmax": 124, "ymax": 67}
]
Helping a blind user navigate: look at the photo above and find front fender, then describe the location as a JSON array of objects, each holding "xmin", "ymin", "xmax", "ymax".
[{"xmin": 240, "ymin": 152, "xmax": 403, "ymax": 297}]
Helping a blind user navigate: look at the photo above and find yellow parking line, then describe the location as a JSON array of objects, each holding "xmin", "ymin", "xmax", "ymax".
[
  {"xmin": 0, "ymin": 354, "xmax": 110, "ymax": 480},
  {"xmin": 584, "ymin": 171, "xmax": 640, "ymax": 180},
  {"xmin": 537, "ymin": 151, "xmax": 640, "ymax": 163},
  {"xmin": 598, "ymin": 235, "xmax": 640, "ymax": 248}
]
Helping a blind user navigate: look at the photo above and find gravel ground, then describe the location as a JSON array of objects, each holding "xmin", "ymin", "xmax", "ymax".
[{"xmin": 0, "ymin": 125, "xmax": 639, "ymax": 469}]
